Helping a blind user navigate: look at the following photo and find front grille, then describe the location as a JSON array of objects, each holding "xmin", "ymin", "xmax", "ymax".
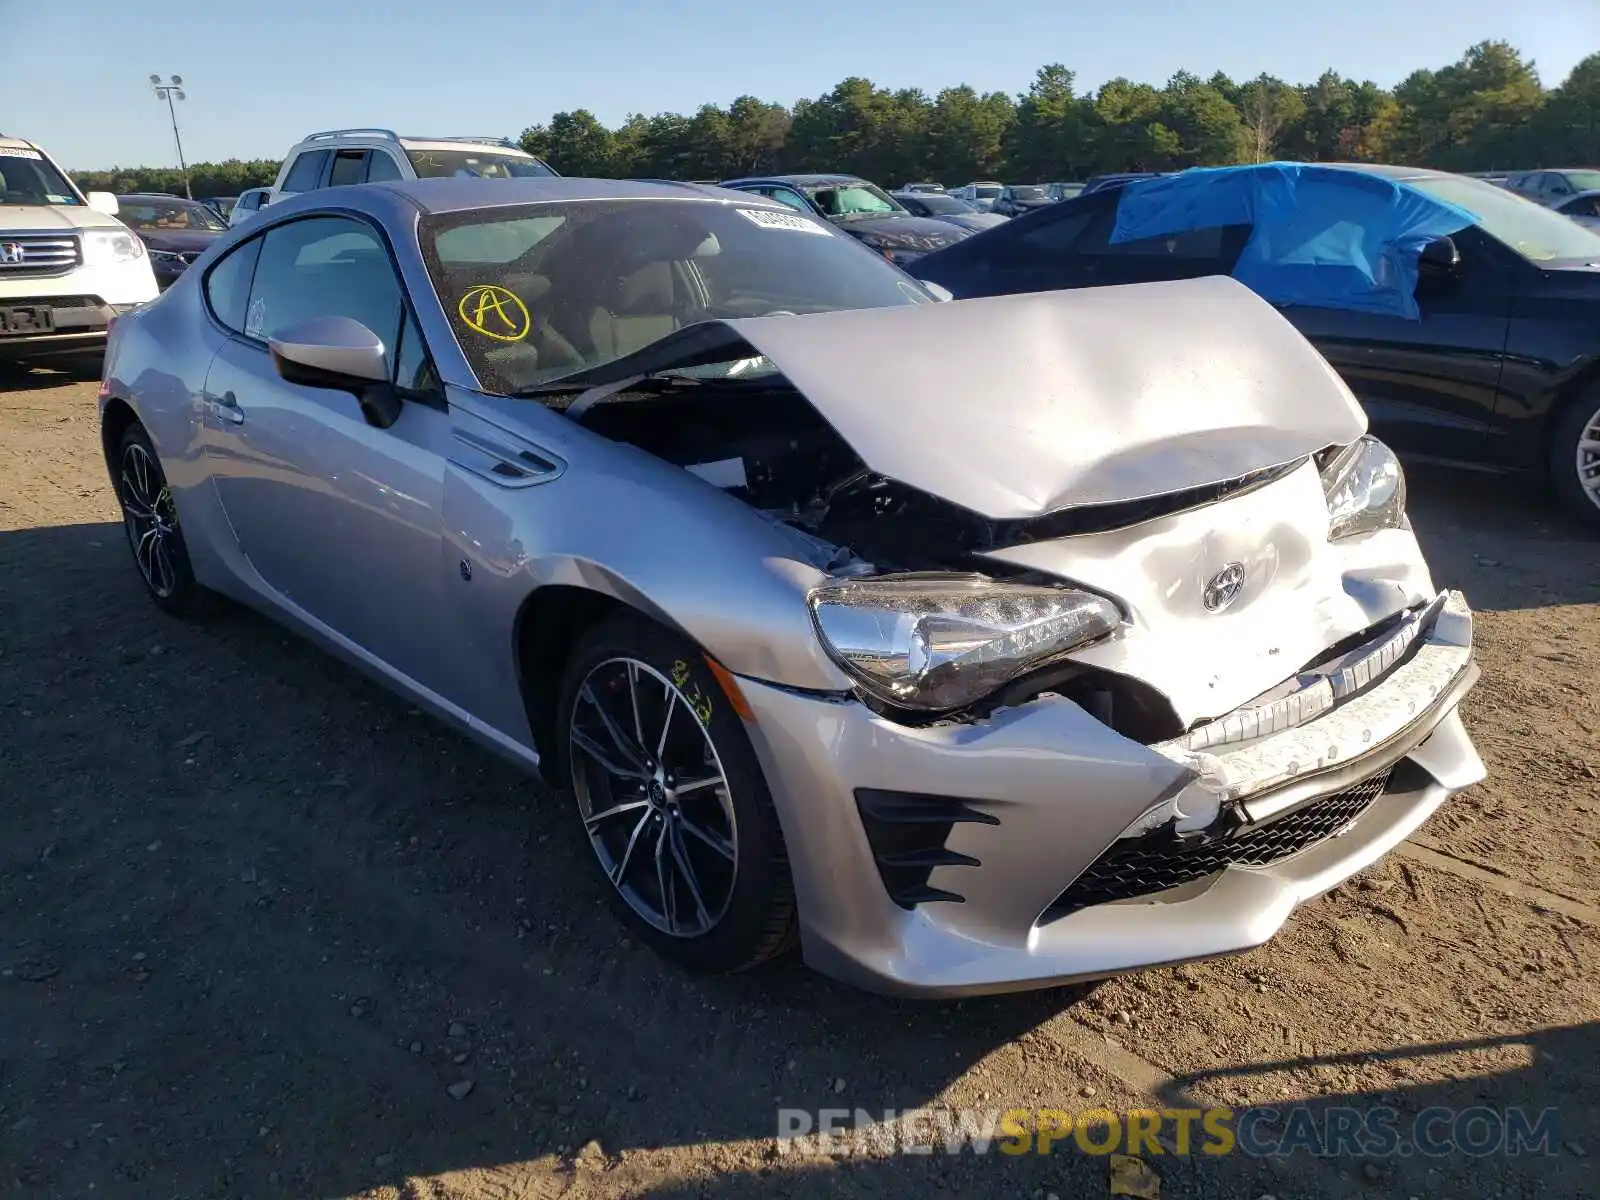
[
  {"xmin": 1041, "ymin": 768, "xmax": 1393, "ymax": 921},
  {"xmin": 0, "ymin": 233, "xmax": 81, "ymax": 277},
  {"xmin": 4, "ymin": 295, "xmax": 102, "ymax": 311}
]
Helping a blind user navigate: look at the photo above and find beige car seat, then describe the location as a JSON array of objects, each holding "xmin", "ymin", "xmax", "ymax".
[{"xmin": 588, "ymin": 261, "xmax": 681, "ymax": 360}]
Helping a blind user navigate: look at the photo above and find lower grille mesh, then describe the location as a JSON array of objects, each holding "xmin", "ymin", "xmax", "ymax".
[{"xmin": 1043, "ymin": 768, "xmax": 1393, "ymax": 920}]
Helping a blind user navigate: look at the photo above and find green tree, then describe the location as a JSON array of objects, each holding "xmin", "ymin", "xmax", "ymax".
[
  {"xmin": 923, "ymin": 86, "xmax": 1015, "ymax": 182},
  {"xmin": 1007, "ymin": 64, "xmax": 1089, "ymax": 181},
  {"xmin": 1160, "ymin": 72, "xmax": 1248, "ymax": 165}
]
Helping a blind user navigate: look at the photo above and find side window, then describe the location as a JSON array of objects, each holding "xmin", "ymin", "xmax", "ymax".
[
  {"xmin": 328, "ymin": 150, "xmax": 368, "ymax": 187},
  {"xmin": 365, "ymin": 151, "xmax": 403, "ymax": 183},
  {"xmin": 766, "ymin": 187, "xmax": 813, "ymax": 214},
  {"xmin": 280, "ymin": 150, "xmax": 329, "ymax": 194},
  {"xmin": 392, "ymin": 306, "xmax": 440, "ymax": 395},
  {"xmin": 1015, "ymin": 206, "xmax": 1105, "ymax": 254},
  {"xmin": 243, "ymin": 216, "xmax": 403, "ymax": 354},
  {"xmin": 1098, "ymin": 223, "xmax": 1248, "ymax": 261},
  {"xmin": 204, "ymin": 236, "xmax": 264, "ymax": 332}
]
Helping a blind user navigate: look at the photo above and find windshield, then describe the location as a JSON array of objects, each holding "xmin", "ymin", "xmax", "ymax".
[
  {"xmin": 116, "ymin": 197, "xmax": 228, "ymax": 232},
  {"xmin": 1010, "ymin": 186, "xmax": 1048, "ymax": 201},
  {"xmin": 1407, "ymin": 175, "xmax": 1600, "ymax": 264},
  {"xmin": 1561, "ymin": 171, "xmax": 1600, "ymax": 192},
  {"xmin": 405, "ymin": 147, "xmax": 556, "ymax": 180},
  {"xmin": 422, "ymin": 199, "xmax": 932, "ymax": 393},
  {"xmin": 974, "ymin": 186, "xmax": 1002, "ymax": 198},
  {"xmin": 0, "ymin": 148, "xmax": 81, "ymax": 206},
  {"xmin": 802, "ymin": 182, "xmax": 901, "ymax": 217},
  {"xmin": 911, "ymin": 194, "xmax": 978, "ymax": 215}
]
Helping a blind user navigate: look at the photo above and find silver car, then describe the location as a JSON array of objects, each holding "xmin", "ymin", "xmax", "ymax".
[{"xmin": 99, "ymin": 177, "xmax": 1485, "ymax": 997}]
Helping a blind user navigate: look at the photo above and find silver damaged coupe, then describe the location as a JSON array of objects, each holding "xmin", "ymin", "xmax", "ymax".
[{"xmin": 99, "ymin": 178, "xmax": 1485, "ymax": 996}]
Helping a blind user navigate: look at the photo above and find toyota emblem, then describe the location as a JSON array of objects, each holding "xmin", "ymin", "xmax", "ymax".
[
  {"xmin": 0, "ymin": 242, "xmax": 24, "ymax": 265},
  {"xmin": 1202, "ymin": 562, "xmax": 1246, "ymax": 612}
]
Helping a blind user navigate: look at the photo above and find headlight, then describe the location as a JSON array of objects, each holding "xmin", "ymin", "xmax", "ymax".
[
  {"xmin": 808, "ymin": 573, "xmax": 1122, "ymax": 711},
  {"xmin": 81, "ymin": 229, "xmax": 147, "ymax": 265},
  {"xmin": 1320, "ymin": 435, "xmax": 1406, "ymax": 540}
]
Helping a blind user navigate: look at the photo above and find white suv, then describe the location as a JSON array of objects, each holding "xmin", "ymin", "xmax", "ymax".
[
  {"xmin": 1, "ymin": 135, "xmax": 160, "ymax": 365},
  {"xmin": 267, "ymin": 129, "xmax": 557, "ymax": 207}
]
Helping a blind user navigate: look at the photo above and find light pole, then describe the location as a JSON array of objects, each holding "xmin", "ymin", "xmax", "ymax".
[{"xmin": 150, "ymin": 74, "xmax": 192, "ymax": 199}]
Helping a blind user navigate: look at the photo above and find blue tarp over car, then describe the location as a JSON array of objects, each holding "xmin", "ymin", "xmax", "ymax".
[{"xmin": 1111, "ymin": 162, "xmax": 1478, "ymax": 319}]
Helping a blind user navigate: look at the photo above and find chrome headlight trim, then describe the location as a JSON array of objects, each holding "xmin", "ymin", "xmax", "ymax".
[
  {"xmin": 807, "ymin": 572, "xmax": 1123, "ymax": 712},
  {"xmin": 1320, "ymin": 435, "xmax": 1406, "ymax": 540}
]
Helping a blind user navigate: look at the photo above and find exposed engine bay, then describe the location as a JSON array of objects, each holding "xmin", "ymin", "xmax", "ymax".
[
  {"xmin": 571, "ymin": 381, "xmax": 1299, "ymax": 576},
  {"xmin": 573, "ymin": 383, "xmax": 992, "ymax": 572}
]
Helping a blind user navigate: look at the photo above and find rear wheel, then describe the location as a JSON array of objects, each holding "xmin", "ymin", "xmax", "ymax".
[
  {"xmin": 1550, "ymin": 392, "xmax": 1600, "ymax": 528},
  {"xmin": 116, "ymin": 423, "xmax": 219, "ymax": 617},
  {"xmin": 555, "ymin": 613, "xmax": 797, "ymax": 973}
]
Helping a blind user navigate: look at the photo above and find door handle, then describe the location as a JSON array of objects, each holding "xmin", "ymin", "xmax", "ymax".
[{"xmin": 208, "ymin": 391, "xmax": 245, "ymax": 425}]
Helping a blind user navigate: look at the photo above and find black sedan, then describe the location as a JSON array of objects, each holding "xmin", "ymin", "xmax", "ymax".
[
  {"xmin": 114, "ymin": 194, "xmax": 230, "ymax": 287},
  {"xmin": 912, "ymin": 164, "xmax": 1600, "ymax": 526},
  {"xmin": 718, "ymin": 173, "xmax": 970, "ymax": 266}
]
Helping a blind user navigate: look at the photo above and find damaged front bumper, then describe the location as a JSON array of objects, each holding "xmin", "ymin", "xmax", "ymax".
[{"xmin": 736, "ymin": 590, "xmax": 1483, "ymax": 997}]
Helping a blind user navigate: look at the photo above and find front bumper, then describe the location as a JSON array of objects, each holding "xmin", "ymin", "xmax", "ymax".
[
  {"xmin": 0, "ymin": 296, "xmax": 143, "ymax": 360},
  {"xmin": 738, "ymin": 591, "xmax": 1483, "ymax": 997}
]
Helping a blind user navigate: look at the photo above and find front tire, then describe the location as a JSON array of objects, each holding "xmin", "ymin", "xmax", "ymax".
[
  {"xmin": 115, "ymin": 423, "xmax": 218, "ymax": 617},
  {"xmin": 555, "ymin": 612, "xmax": 797, "ymax": 974},
  {"xmin": 1550, "ymin": 392, "xmax": 1600, "ymax": 528}
]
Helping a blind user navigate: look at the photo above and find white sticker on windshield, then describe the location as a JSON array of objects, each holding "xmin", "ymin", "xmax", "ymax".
[
  {"xmin": 736, "ymin": 207, "xmax": 829, "ymax": 235},
  {"xmin": 0, "ymin": 147, "xmax": 44, "ymax": 160}
]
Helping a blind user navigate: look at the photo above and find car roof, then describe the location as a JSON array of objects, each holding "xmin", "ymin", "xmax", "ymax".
[
  {"xmin": 292, "ymin": 176, "xmax": 789, "ymax": 217},
  {"xmin": 721, "ymin": 173, "xmax": 864, "ymax": 188},
  {"xmin": 117, "ymin": 192, "xmax": 206, "ymax": 201}
]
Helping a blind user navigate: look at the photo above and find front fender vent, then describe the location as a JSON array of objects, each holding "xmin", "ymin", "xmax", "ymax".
[
  {"xmin": 853, "ymin": 789, "xmax": 997, "ymax": 908},
  {"xmin": 449, "ymin": 429, "xmax": 565, "ymax": 489}
]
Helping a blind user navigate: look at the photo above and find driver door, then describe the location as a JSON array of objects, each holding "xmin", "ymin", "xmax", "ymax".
[{"xmin": 198, "ymin": 214, "xmax": 460, "ymax": 698}]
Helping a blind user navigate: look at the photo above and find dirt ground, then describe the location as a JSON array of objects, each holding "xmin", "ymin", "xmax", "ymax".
[{"xmin": 2, "ymin": 364, "xmax": 1597, "ymax": 1200}]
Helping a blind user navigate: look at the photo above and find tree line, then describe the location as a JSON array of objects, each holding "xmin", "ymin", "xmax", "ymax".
[{"xmin": 74, "ymin": 41, "xmax": 1598, "ymax": 197}]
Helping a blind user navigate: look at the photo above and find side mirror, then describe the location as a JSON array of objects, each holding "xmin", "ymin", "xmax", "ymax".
[
  {"xmin": 1418, "ymin": 235, "xmax": 1461, "ymax": 276},
  {"xmin": 918, "ymin": 280, "xmax": 954, "ymax": 303},
  {"xmin": 268, "ymin": 316, "xmax": 403, "ymax": 428},
  {"xmin": 85, "ymin": 191, "xmax": 120, "ymax": 216}
]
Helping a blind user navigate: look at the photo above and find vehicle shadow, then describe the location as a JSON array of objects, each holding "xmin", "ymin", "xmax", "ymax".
[
  {"xmin": 0, "ymin": 515, "xmax": 1584, "ymax": 1199},
  {"xmin": 0, "ymin": 360, "xmax": 102, "ymax": 392},
  {"xmin": 1402, "ymin": 464, "xmax": 1599, "ymax": 612}
]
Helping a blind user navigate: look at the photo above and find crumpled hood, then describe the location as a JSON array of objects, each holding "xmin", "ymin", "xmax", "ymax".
[
  {"xmin": 555, "ymin": 275, "xmax": 1367, "ymax": 520},
  {"xmin": 0, "ymin": 204, "xmax": 124, "ymax": 232}
]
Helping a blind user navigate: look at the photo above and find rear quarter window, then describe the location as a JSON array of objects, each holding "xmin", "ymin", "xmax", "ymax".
[{"xmin": 204, "ymin": 237, "xmax": 263, "ymax": 332}]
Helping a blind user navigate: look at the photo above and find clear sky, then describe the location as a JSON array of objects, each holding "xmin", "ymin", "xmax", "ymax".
[{"xmin": 3, "ymin": 0, "xmax": 1595, "ymax": 170}]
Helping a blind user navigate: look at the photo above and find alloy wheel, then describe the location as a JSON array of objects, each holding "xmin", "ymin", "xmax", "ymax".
[
  {"xmin": 120, "ymin": 441, "xmax": 179, "ymax": 598},
  {"xmin": 568, "ymin": 657, "xmax": 739, "ymax": 938},
  {"xmin": 1577, "ymin": 404, "xmax": 1600, "ymax": 513}
]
